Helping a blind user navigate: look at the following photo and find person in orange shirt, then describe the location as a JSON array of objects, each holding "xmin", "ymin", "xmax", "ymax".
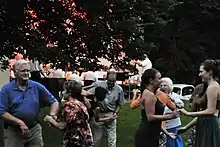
[
  {"xmin": 130, "ymin": 89, "xmax": 176, "ymax": 129},
  {"xmin": 130, "ymin": 88, "xmax": 177, "ymax": 147},
  {"xmin": 130, "ymin": 89, "xmax": 176, "ymax": 111}
]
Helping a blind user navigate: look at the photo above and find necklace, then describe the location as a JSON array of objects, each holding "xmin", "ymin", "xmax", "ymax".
[{"xmin": 146, "ymin": 87, "xmax": 156, "ymax": 94}]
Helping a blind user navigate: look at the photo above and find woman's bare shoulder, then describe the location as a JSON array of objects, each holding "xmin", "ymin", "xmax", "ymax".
[{"xmin": 142, "ymin": 89, "xmax": 155, "ymax": 100}]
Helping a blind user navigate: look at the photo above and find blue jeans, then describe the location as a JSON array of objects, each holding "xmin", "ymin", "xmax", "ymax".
[{"xmin": 166, "ymin": 126, "xmax": 184, "ymax": 147}]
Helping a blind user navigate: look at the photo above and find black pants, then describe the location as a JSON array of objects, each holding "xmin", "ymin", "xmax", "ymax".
[{"xmin": 0, "ymin": 119, "xmax": 4, "ymax": 147}]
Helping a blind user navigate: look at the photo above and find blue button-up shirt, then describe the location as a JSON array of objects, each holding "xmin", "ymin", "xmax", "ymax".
[{"xmin": 0, "ymin": 80, "xmax": 57, "ymax": 126}]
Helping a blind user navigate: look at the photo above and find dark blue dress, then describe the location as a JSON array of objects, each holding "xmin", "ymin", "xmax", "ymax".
[{"xmin": 194, "ymin": 99, "xmax": 220, "ymax": 147}]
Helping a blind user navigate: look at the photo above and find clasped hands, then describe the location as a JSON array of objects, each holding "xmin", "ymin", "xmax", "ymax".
[
  {"xmin": 167, "ymin": 108, "xmax": 190, "ymax": 137},
  {"xmin": 44, "ymin": 114, "xmax": 57, "ymax": 127},
  {"xmin": 171, "ymin": 108, "xmax": 190, "ymax": 118}
]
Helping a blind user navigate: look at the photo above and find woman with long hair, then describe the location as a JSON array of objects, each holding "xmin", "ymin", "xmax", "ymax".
[
  {"xmin": 135, "ymin": 68, "xmax": 179, "ymax": 147},
  {"xmin": 178, "ymin": 59, "xmax": 220, "ymax": 147}
]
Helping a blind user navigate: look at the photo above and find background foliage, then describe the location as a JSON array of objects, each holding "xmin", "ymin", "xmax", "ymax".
[{"xmin": 1, "ymin": 0, "xmax": 220, "ymax": 83}]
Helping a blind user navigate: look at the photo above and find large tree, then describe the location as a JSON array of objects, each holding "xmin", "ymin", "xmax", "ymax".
[
  {"xmin": 140, "ymin": 0, "xmax": 220, "ymax": 83},
  {"xmin": 0, "ymin": 0, "xmax": 144, "ymax": 71},
  {"xmin": 1, "ymin": 0, "xmax": 220, "ymax": 84}
]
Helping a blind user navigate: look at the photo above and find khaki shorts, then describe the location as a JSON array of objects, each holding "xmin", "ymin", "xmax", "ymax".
[{"xmin": 4, "ymin": 123, "xmax": 44, "ymax": 147}]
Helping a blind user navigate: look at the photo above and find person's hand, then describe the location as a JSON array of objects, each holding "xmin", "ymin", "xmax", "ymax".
[
  {"xmin": 132, "ymin": 89, "xmax": 137, "ymax": 94},
  {"xmin": 17, "ymin": 120, "xmax": 30, "ymax": 137},
  {"xmin": 170, "ymin": 109, "xmax": 180, "ymax": 119},
  {"xmin": 44, "ymin": 115, "xmax": 54, "ymax": 127},
  {"xmin": 177, "ymin": 126, "xmax": 188, "ymax": 134},
  {"xmin": 50, "ymin": 114, "xmax": 57, "ymax": 120},
  {"xmin": 94, "ymin": 107, "xmax": 101, "ymax": 117},
  {"xmin": 44, "ymin": 115, "xmax": 53, "ymax": 122},
  {"xmin": 129, "ymin": 60, "xmax": 136, "ymax": 66},
  {"xmin": 179, "ymin": 108, "xmax": 190, "ymax": 116},
  {"xmin": 133, "ymin": 89, "xmax": 140, "ymax": 95},
  {"xmin": 108, "ymin": 113, "xmax": 118, "ymax": 120},
  {"xmin": 168, "ymin": 132, "xmax": 177, "ymax": 139},
  {"xmin": 84, "ymin": 97, "xmax": 91, "ymax": 108},
  {"xmin": 81, "ymin": 90, "xmax": 93, "ymax": 96}
]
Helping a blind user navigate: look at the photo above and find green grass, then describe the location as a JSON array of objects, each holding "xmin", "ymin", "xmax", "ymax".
[{"xmin": 39, "ymin": 101, "xmax": 193, "ymax": 147}]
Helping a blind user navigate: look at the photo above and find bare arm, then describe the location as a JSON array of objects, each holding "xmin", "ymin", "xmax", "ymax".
[
  {"xmin": 134, "ymin": 61, "xmax": 142, "ymax": 66},
  {"xmin": 82, "ymin": 83, "xmax": 96, "ymax": 90},
  {"xmin": 114, "ymin": 88, "xmax": 125, "ymax": 114},
  {"xmin": 94, "ymin": 107, "xmax": 116, "ymax": 122},
  {"xmin": 185, "ymin": 117, "xmax": 197, "ymax": 129},
  {"xmin": 143, "ymin": 91, "xmax": 177, "ymax": 122},
  {"xmin": 114, "ymin": 105, "xmax": 121, "ymax": 114},
  {"xmin": 161, "ymin": 127, "xmax": 170, "ymax": 136},
  {"xmin": 49, "ymin": 101, "xmax": 59, "ymax": 116},
  {"xmin": 161, "ymin": 127, "xmax": 175, "ymax": 137},
  {"xmin": 1, "ymin": 112, "xmax": 24, "ymax": 126},
  {"xmin": 132, "ymin": 90, "xmax": 138, "ymax": 101},
  {"xmin": 95, "ymin": 116, "xmax": 114, "ymax": 122},
  {"xmin": 44, "ymin": 115, "xmax": 67, "ymax": 130}
]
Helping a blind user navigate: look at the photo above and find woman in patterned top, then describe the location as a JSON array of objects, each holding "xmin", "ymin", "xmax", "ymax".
[{"xmin": 44, "ymin": 80, "xmax": 93, "ymax": 147}]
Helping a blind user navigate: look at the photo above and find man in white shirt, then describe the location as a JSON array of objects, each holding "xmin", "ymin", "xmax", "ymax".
[
  {"xmin": 30, "ymin": 58, "xmax": 46, "ymax": 82},
  {"xmin": 81, "ymin": 70, "xmax": 97, "ymax": 86},
  {"xmin": 133, "ymin": 54, "xmax": 152, "ymax": 81},
  {"xmin": 94, "ymin": 71, "xmax": 107, "ymax": 81}
]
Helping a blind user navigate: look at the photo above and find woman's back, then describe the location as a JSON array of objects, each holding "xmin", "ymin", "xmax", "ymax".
[{"xmin": 58, "ymin": 99, "xmax": 93, "ymax": 147}]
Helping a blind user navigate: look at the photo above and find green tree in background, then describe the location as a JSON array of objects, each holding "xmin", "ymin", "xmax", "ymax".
[
  {"xmin": 0, "ymin": 0, "xmax": 144, "ymax": 71},
  {"xmin": 140, "ymin": 0, "xmax": 220, "ymax": 83},
  {"xmin": 1, "ymin": 0, "xmax": 220, "ymax": 83}
]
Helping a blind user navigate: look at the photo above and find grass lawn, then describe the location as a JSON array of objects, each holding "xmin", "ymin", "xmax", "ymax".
[{"xmin": 39, "ymin": 101, "xmax": 192, "ymax": 147}]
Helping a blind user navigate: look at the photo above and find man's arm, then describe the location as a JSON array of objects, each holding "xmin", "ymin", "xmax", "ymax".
[
  {"xmin": 82, "ymin": 80, "xmax": 101, "ymax": 91},
  {"xmin": 37, "ymin": 83, "xmax": 59, "ymax": 116},
  {"xmin": 134, "ymin": 61, "xmax": 142, "ymax": 66},
  {"xmin": 0, "ymin": 87, "xmax": 24, "ymax": 125},
  {"xmin": 49, "ymin": 102, "xmax": 59, "ymax": 117},
  {"xmin": 114, "ymin": 87, "xmax": 125, "ymax": 114},
  {"xmin": 82, "ymin": 83, "xmax": 96, "ymax": 90},
  {"xmin": 135, "ymin": 59, "xmax": 152, "ymax": 69}
]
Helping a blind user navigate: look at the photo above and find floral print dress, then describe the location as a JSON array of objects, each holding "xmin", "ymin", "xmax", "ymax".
[{"xmin": 58, "ymin": 98, "xmax": 93, "ymax": 147}]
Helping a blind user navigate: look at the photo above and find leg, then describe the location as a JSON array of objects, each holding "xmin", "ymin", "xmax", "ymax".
[
  {"xmin": 0, "ymin": 119, "xmax": 4, "ymax": 147},
  {"xmin": 26, "ymin": 124, "xmax": 44, "ymax": 147},
  {"xmin": 90, "ymin": 118, "xmax": 104, "ymax": 147},
  {"xmin": 104, "ymin": 119, "xmax": 117, "ymax": 147},
  {"xmin": 4, "ymin": 127, "xmax": 25, "ymax": 147}
]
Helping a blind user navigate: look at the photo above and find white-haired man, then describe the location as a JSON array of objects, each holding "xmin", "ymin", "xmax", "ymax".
[{"xmin": 0, "ymin": 59, "xmax": 59, "ymax": 147}]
